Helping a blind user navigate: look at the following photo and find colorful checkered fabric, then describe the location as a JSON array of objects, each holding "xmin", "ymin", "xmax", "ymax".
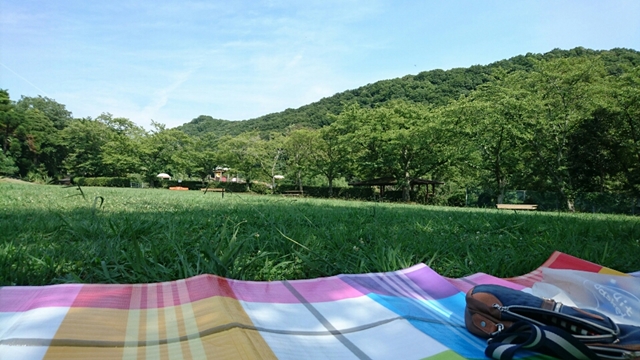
[{"xmin": 0, "ymin": 252, "xmax": 633, "ymax": 359}]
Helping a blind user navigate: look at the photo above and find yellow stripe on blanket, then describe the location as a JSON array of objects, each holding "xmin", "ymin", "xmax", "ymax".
[
  {"xmin": 42, "ymin": 279, "xmax": 275, "ymax": 360},
  {"xmin": 191, "ymin": 294, "xmax": 276, "ymax": 359}
]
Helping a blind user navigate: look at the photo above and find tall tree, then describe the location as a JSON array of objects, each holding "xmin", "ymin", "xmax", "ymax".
[
  {"xmin": 138, "ymin": 122, "xmax": 195, "ymax": 184},
  {"xmin": 217, "ymin": 132, "xmax": 285, "ymax": 192},
  {"xmin": 252, "ymin": 133, "xmax": 285, "ymax": 192},
  {"xmin": 189, "ymin": 132, "xmax": 223, "ymax": 182},
  {"xmin": 307, "ymin": 124, "xmax": 350, "ymax": 197},
  {"xmin": 0, "ymin": 91, "xmax": 19, "ymax": 177},
  {"xmin": 217, "ymin": 132, "xmax": 261, "ymax": 189},
  {"xmin": 15, "ymin": 96, "xmax": 72, "ymax": 130},
  {"xmin": 608, "ymin": 66, "xmax": 640, "ymax": 195},
  {"xmin": 521, "ymin": 57, "xmax": 607, "ymax": 210},
  {"xmin": 14, "ymin": 96, "xmax": 72, "ymax": 177},
  {"xmin": 567, "ymin": 108, "xmax": 625, "ymax": 193},
  {"xmin": 283, "ymin": 128, "xmax": 316, "ymax": 191},
  {"xmin": 0, "ymin": 90, "xmax": 20, "ymax": 156},
  {"xmin": 14, "ymin": 108, "xmax": 59, "ymax": 175},
  {"xmin": 98, "ymin": 113, "xmax": 146, "ymax": 177},
  {"xmin": 338, "ymin": 101, "xmax": 457, "ymax": 201},
  {"xmin": 455, "ymin": 70, "xmax": 532, "ymax": 203},
  {"xmin": 61, "ymin": 118, "xmax": 111, "ymax": 177}
]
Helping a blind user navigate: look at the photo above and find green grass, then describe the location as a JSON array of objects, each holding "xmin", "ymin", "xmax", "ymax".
[{"xmin": 1, "ymin": 181, "xmax": 639, "ymax": 286}]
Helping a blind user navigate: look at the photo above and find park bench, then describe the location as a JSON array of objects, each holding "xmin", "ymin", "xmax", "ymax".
[
  {"xmin": 201, "ymin": 187, "xmax": 225, "ymax": 198},
  {"xmin": 496, "ymin": 204, "xmax": 538, "ymax": 211},
  {"xmin": 169, "ymin": 186, "xmax": 189, "ymax": 191},
  {"xmin": 283, "ymin": 190, "xmax": 303, "ymax": 197}
]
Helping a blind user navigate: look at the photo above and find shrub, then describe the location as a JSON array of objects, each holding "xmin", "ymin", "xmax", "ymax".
[
  {"xmin": 274, "ymin": 185, "xmax": 375, "ymax": 199},
  {"xmin": 336, "ymin": 187, "xmax": 375, "ymax": 200},
  {"xmin": 249, "ymin": 182, "xmax": 270, "ymax": 194},
  {"xmin": 200, "ymin": 182, "xmax": 249, "ymax": 193},
  {"xmin": 575, "ymin": 192, "xmax": 640, "ymax": 215},
  {"xmin": 72, "ymin": 177, "xmax": 130, "ymax": 187},
  {"xmin": 220, "ymin": 182, "xmax": 249, "ymax": 193}
]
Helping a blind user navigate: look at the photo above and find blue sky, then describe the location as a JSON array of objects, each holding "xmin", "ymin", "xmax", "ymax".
[{"xmin": 1, "ymin": 0, "xmax": 639, "ymax": 130}]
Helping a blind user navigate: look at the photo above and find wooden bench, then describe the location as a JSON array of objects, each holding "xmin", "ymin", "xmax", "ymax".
[
  {"xmin": 169, "ymin": 186, "xmax": 189, "ymax": 191},
  {"xmin": 201, "ymin": 188, "xmax": 225, "ymax": 198},
  {"xmin": 283, "ymin": 190, "xmax": 303, "ymax": 197},
  {"xmin": 496, "ymin": 204, "xmax": 538, "ymax": 211}
]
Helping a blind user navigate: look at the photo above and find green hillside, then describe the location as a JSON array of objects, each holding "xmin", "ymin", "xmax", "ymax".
[{"xmin": 176, "ymin": 47, "xmax": 640, "ymax": 136}]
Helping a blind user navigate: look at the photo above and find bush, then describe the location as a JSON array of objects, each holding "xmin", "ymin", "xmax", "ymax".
[
  {"xmin": 302, "ymin": 186, "xmax": 333, "ymax": 198},
  {"xmin": 382, "ymin": 190, "xmax": 418, "ymax": 202},
  {"xmin": 0, "ymin": 152, "xmax": 18, "ymax": 176},
  {"xmin": 334, "ymin": 187, "xmax": 375, "ymax": 200},
  {"xmin": 429, "ymin": 184, "xmax": 467, "ymax": 207},
  {"xmin": 274, "ymin": 185, "xmax": 375, "ymax": 200},
  {"xmin": 72, "ymin": 177, "xmax": 130, "ymax": 187},
  {"xmin": 199, "ymin": 182, "xmax": 249, "ymax": 193},
  {"xmin": 249, "ymin": 182, "xmax": 270, "ymax": 194},
  {"xmin": 220, "ymin": 182, "xmax": 249, "ymax": 193},
  {"xmin": 525, "ymin": 191, "xmax": 562, "ymax": 211},
  {"xmin": 575, "ymin": 192, "xmax": 640, "ymax": 215}
]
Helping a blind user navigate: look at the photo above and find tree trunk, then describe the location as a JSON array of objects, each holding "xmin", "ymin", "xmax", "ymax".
[
  {"xmin": 402, "ymin": 172, "xmax": 411, "ymax": 202},
  {"xmin": 402, "ymin": 186, "xmax": 410, "ymax": 202},
  {"xmin": 559, "ymin": 185, "xmax": 576, "ymax": 212},
  {"xmin": 496, "ymin": 126, "xmax": 504, "ymax": 199},
  {"xmin": 328, "ymin": 177, "xmax": 334, "ymax": 197},
  {"xmin": 269, "ymin": 149, "xmax": 282, "ymax": 194},
  {"xmin": 497, "ymin": 180, "xmax": 506, "ymax": 204}
]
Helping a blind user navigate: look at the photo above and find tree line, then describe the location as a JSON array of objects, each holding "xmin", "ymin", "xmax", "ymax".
[
  {"xmin": 177, "ymin": 47, "xmax": 639, "ymax": 136},
  {"xmin": 1, "ymin": 49, "xmax": 639, "ymax": 210}
]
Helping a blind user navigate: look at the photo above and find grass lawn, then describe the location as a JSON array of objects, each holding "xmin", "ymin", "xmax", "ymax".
[{"xmin": 1, "ymin": 181, "xmax": 639, "ymax": 286}]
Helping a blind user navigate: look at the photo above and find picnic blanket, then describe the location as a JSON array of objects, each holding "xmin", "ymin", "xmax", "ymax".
[{"xmin": 1, "ymin": 251, "xmax": 638, "ymax": 359}]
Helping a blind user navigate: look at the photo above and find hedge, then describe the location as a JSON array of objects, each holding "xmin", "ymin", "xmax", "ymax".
[
  {"xmin": 72, "ymin": 177, "xmax": 130, "ymax": 187},
  {"xmin": 276, "ymin": 185, "xmax": 375, "ymax": 200}
]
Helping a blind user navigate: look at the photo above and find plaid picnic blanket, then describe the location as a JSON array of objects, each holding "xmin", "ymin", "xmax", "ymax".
[{"xmin": 0, "ymin": 252, "xmax": 635, "ymax": 359}]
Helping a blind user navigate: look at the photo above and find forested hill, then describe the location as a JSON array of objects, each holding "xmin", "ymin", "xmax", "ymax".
[{"xmin": 177, "ymin": 47, "xmax": 640, "ymax": 137}]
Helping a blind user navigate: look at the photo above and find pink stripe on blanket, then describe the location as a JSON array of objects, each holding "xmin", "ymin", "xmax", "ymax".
[
  {"xmin": 287, "ymin": 277, "xmax": 365, "ymax": 302},
  {"xmin": 71, "ymin": 284, "xmax": 133, "ymax": 309},
  {"xmin": 229, "ymin": 280, "xmax": 299, "ymax": 303},
  {"xmin": 228, "ymin": 276, "xmax": 365, "ymax": 303},
  {"xmin": 0, "ymin": 284, "xmax": 82, "ymax": 311}
]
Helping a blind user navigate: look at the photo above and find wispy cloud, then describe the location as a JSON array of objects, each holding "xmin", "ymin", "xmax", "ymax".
[
  {"xmin": 138, "ymin": 64, "xmax": 201, "ymax": 123},
  {"xmin": 0, "ymin": 62, "xmax": 50, "ymax": 97}
]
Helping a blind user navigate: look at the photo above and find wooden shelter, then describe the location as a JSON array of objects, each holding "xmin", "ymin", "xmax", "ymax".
[{"xmin": 348, "ymin": 176, "xmax": 444, "ymax": 203}]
